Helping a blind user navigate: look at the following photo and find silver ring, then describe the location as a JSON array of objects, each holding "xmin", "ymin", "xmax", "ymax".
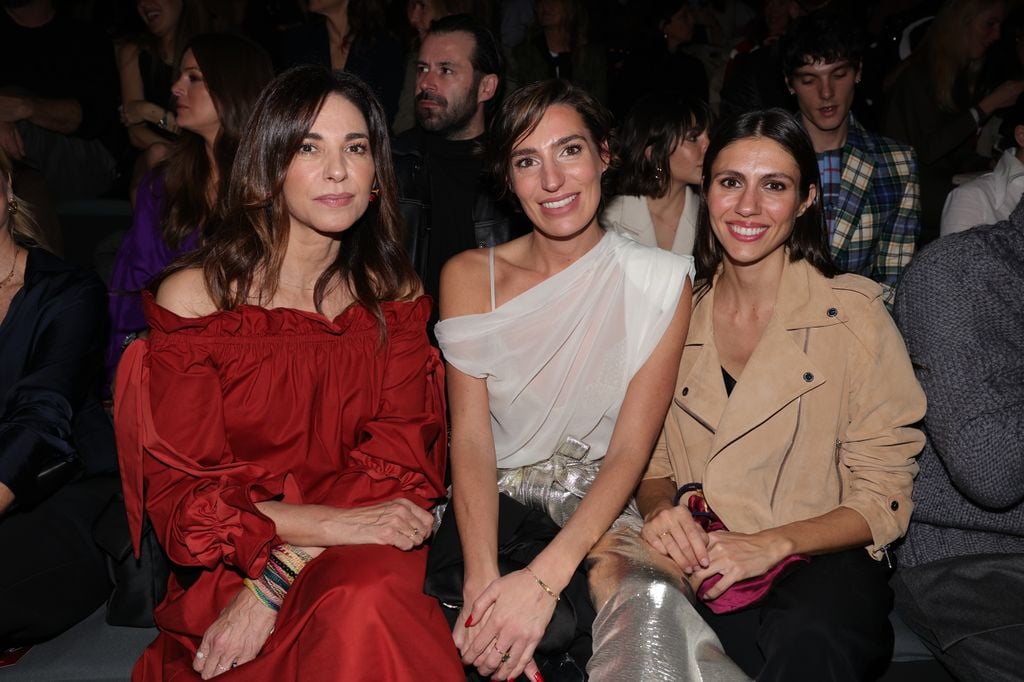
[
  {"xmin": 195, "ymin": 651, "xmax": 206, "ymax": 660},
  {"xmin": 216, "ymin": 664, "xmax": 227, "ymax": 670}
]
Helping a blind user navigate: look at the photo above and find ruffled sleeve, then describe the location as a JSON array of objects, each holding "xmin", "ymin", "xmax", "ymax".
[
  {"xmin": 332, "ymin": 298, "xmax": 448, "ymax": 509},
  {"xmin": 113, "ymin": 303, "xmax": 296, "ymax": 577}
]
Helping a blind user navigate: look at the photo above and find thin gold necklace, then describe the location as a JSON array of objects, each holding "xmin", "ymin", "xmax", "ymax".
[{"xmin": 0, "ymin": 249, "xmax": 18, "ymax": 289}]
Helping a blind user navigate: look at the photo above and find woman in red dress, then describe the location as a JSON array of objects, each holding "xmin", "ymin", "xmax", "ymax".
[{"xmin": 113, "ymin": 66, "xmax": 463, "ymax": 681}]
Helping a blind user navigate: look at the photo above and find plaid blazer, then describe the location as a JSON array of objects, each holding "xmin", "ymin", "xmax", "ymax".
[{"xmin": 830, "ymin": 117, "xmax": 920, "ymax": 308}]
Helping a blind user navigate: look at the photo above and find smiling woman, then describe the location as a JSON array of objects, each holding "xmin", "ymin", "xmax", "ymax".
[
  {"xmin": 112, "ymin": 67, "xmax": 462, "ymax": 681},
  {"xmin": 637, "ymin": 109, "xmax": 926, "ymax": 681}
]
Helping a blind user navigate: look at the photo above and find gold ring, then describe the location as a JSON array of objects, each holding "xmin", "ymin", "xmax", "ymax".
[{"xmin": 658, "ymin": 530, "xmax": 671, "ymax": 538}]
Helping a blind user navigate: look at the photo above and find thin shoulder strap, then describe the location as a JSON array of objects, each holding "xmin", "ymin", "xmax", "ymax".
[{"xmin": 488, "ymin": 246, "xmax": 496, "ymax": 311}]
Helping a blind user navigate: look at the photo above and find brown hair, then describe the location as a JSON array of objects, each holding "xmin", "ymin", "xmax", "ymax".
[
  {"xmin": 180, "ymin": 66, "xmax": 418, "ymax": 335},
  {"xmin": 159, "ymin": 32, "xmax": 274, "ymax": 249}
]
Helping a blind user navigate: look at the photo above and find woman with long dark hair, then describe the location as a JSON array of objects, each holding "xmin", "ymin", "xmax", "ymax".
[
  {"xmin": 638, "ymin": 109, "xmax": 926, "ymax": 681},
  {"xmin": 106, "ymin": 33, "xmax": 273, "ymax": 383},
  {"xmin": 113, "ymin": 66, "xmax": 462, "ymax": 680}
]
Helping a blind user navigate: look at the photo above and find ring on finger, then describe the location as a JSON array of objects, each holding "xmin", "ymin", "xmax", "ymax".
[
  {"xmin": 493, "ymin": 642, "xmax": 512, "ymax": 664},
  {"xmin": 195, "ymin": 651, "xmax": 206, "ymax": 660},
  {"xmin": 231, "ymin": 661, "xmax": 238, "ymax": 669},
  {"xmin": 658, "ymin": 530, "xmax": 671, "ymax": 538}
]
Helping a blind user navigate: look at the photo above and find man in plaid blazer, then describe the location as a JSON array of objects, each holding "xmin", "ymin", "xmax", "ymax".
[{"xmin": 781, "ymin": 15, "xmax": 920, "ymax": 308}]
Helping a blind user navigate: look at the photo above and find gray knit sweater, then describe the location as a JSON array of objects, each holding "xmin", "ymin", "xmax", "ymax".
[{"xmin": 893, "ymin": 197, "xmax": 1024, "ymax": 569}]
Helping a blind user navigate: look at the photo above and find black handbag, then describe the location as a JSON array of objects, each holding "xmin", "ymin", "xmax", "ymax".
[
  {"xmin": 92, "ymin": 493, "xmax": 170, "ymax": 628},
  {"xmin": 425, "ymin": 493, "xmax": 593, "ymax": 681}
]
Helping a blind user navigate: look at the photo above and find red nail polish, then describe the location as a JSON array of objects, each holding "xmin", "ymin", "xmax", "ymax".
[
  {"xmin": 535, "ymin": 673, "xmax": 546, "ymax": 682},
  {"xmin": 464, "ymin": 614, "xmax": 474, "ymax": 627}
]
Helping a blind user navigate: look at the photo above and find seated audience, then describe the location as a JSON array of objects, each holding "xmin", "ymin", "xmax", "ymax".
[
  {"xmin": 507, "ymin": 0, "xmax": 607, "ymax": 103},
  {"xmin": 113, "ymin": 66, "xmax": 462, "ymax": 680},
  {"xmin": 614, "ymin": 1, "xmax": 709, "ymax": 118},
  {"xmin": 603, "ymin": 91, "xmax": 711, "ymax": 256},
  {"xmin": 782, "ymin": 14, "xmax": 920, "ymax": 307},
  {"xmin": 433, "ymin": 79, "xmax": 747, "ymax": 681},
  {"xmin": 637, "ymin": 109, "xmax": 926, "ymax": 682},
  {"xmin": 276, "ymin": 0, "xmax": 404, "ymax": 124},
  {"xmin": 892, "ymin": 195, "xmax": 1024, "ymax": 682},
  {"xmin": 116, "ymin": 0, "xmax": 209, "ymax": 184},
  {"xmin": 0, "ymin": 148, "xmax": 119, "ymax": 645},
  {"xmin": 884, "ymin": 0, "xmax": 1024, "ymax": 244},
  {"xmin": 0, "ymin": 0, "xmax": 120, "ymax": 202},
  {"xmin": 106, "ymin": 33, "xmax": 273, "ymax": 383},
  {"xmin": 941, "ymin": 96, "xmax": 1024, "ymax": 235}
]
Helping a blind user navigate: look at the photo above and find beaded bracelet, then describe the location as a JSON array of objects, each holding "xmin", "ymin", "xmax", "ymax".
[
  {"xmin": 243, "ymin": 544, "xmax": 313, "ymax": 612},
  {"xmin": 525, "ymin": 566, "xmax": 560, "ymax": 602}
]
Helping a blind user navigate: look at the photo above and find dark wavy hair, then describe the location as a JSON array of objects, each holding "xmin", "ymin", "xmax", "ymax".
[
  {"xmin": 693, "ymin": 109, "xmax": 837, "ymax": 297},
  {"xmin": 487, "ymin": 79, "xmax": 612, "ymax": 196},
  {"xmin": 780, "ymin": 13, "xmax": 865, "ymax": 77},
  {"xmin": 160, "ymin": 33, "xmax": 273, "ymax": 249},
  {"xmin": 177, "ymin": 66, "xmax": 417, "ymax": 337},
  {"xmin": 604, "ymin": 91, "xmax": 710, "ymax": 198}
]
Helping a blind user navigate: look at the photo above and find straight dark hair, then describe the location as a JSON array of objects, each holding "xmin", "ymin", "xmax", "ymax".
[
  {"xmin": 604, "ymin": 91, "xmax": 711, "ymax": 198},
  {"xmin": 693, "ymin": 109, "xmax": 838, "ymax": 297},
  {"xmin": 177, "ymin": 66, "xmax": 417, "ymax": 337},
  {"xmin": 426, "ymin": 13, "xmax": 505, "ymax": 117},
  {"xmin": 159, "ymin": 33, "xmax": 273, "ymax": 249},
  {"xmin": 780, "ymin": 13, "xmax": 865, "ymax": 77}
]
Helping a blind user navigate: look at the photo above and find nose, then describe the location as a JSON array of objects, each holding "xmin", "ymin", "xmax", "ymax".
[
  {"xmin": 819, "ymin": 78, "xmax": 834, "ymax": 101},
  {"xmin": 698, "ymin": 132, "xmax": 709, "ymax": 156},
  {"xmin": 324, "ymin": 150, "xmax": 348, "ymax": 182},
  {"xmin": 171, "ymin": 74, "xmax": 186, "ymax": 99},
  {"xmin": 540, "ymin": 159, "xmax": 564, "ymax": 193},
  {"xmin": 735, "ymin": 183, "xmax": 760, "ymax": 216},
  {"xmin": 418, "ymin": 68, "xmax": 436, "ymax": 93}
]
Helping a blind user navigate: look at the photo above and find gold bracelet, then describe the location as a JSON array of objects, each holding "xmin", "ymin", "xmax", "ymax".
[{"xmin": 524, "ymin": 566, "xmax": 560, "ymax": 602}]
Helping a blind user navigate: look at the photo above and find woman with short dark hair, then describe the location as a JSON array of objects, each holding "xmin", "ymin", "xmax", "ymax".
[
  {"xmin": 638, "ymin": 109, "xmax": 926, "ymax": 682},
  {"xmin": 603, "ymin": 91, "xmax": 711, "ymax": 256},
  {"xmin": 114, "ymin": 66, "xmax": 462, "ymax": 681}
]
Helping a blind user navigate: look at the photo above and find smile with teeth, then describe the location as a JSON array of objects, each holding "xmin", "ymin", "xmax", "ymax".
[
  {"xmin": 728, "ymin": 222, "xmax": 768, "ymax": 237},
  {"xmin": 541, "ymin": 194, "xmax": 578, "ymax": 209}
]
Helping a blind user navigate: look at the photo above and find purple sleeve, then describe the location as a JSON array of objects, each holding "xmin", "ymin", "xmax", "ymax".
[{"xmin": 105, "ymin": 171, "xmax": 183, "ymax": 385}]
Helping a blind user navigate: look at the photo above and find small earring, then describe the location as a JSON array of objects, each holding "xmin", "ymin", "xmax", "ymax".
[
  {"xmin": 7, "ymin": 198, "xmax": 18, "ymax": 216},
  {"xmin": 368, "ymin": 186, "xmax": 380, "ymax": 202},
  {"xmin": 654, "ymin": 165, "xmax": 663, "ymax": 182}
]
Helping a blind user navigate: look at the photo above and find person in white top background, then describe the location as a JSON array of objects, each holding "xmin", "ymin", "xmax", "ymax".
[{"xmin": 942, "ymin": 96, "xmax": 1024, "ymax": 235}]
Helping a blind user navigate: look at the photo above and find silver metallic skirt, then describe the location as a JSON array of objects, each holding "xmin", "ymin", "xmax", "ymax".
[{"xmin": 496, "ymin": 438, "xmax": 750, "ymax": 682}]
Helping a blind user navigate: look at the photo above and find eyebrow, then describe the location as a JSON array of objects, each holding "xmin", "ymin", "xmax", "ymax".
[
  {"xmin": 417, "ymin": 59, "xmax": 459, "ymax": 68},
  {"xmin": 303, "ymin": 131, "xmax": 369, "ymax": 141},
  {"xmin": 795, "ymin": 60, "xmax": 851, "ymax": 74},
  {"xmin": 511, "ymin": 134, "xmax": 586, "ymax": 158},
  {"xmin": 714, "ymin": 170, "xmax": 797, "ymax": 183}
]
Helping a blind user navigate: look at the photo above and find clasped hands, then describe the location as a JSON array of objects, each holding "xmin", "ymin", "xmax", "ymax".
[
  {"xmin": 454, "ymin": 570, "xmax": 557, "ymax": 682},
  {"xmin": 194, "ymin": 498, "xmax": 433, "ymax": 678},
  {"xmin": 642, "ymin": 503, "xmax": 786, "ymax": 601}
]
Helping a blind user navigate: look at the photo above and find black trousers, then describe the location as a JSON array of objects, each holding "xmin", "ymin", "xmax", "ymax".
[
  {"xmin": 0, "ymin": 475, "xmax": 119, "ymax": 647},
  {"xmin": 696, "ymin": 548, "xmax": 894, "ymax": 682}
]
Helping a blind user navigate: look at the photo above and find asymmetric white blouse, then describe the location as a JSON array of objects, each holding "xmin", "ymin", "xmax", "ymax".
[{"xmin": 435, "ymin": 231, "xmax": 693, "ymax": 469}]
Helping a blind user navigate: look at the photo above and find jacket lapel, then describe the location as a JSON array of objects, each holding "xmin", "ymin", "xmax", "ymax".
[{"xmin": 830, "ymin": 139, "xmax": 875, "ymax": 259}]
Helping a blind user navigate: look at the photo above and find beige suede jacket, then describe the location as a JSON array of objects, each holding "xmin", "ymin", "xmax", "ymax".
[{"xmin": 645, "ymin": 257, "xmax": 927, "ymax": 560}]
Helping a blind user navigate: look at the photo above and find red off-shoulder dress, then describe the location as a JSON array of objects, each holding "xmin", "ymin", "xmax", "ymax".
[{"xmin": 113, "ymin": 294, "xmax": 463, "ymax": 681}]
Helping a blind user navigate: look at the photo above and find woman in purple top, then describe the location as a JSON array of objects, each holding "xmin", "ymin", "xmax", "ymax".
[{"xmin": 107, "ymin": 33, "xmax": 273, "ymax": 382}]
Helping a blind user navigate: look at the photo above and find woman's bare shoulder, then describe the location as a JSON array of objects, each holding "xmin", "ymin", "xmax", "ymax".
[{"xmin": 155, "ymin": 268, "xmax": 218, "ymax": 318}]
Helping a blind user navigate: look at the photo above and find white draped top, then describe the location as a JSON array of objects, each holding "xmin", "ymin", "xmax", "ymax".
[{"xmin": 435, "ymin": 231, "xmax": 693, "ymax": 469}]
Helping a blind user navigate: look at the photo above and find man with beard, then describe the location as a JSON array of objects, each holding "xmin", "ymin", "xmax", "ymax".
[
  {"xmin": 781, "ymin": 14, "xmax": 920, "ymax": 309},
  {"xmin": 393, "ymin": 14, "xmax": 524, "ymax": 329}
]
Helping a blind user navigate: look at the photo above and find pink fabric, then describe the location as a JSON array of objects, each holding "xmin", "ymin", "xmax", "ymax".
[{"xmin": 687, "ymin": 491, "xmax": 810, "ymax": 614}]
